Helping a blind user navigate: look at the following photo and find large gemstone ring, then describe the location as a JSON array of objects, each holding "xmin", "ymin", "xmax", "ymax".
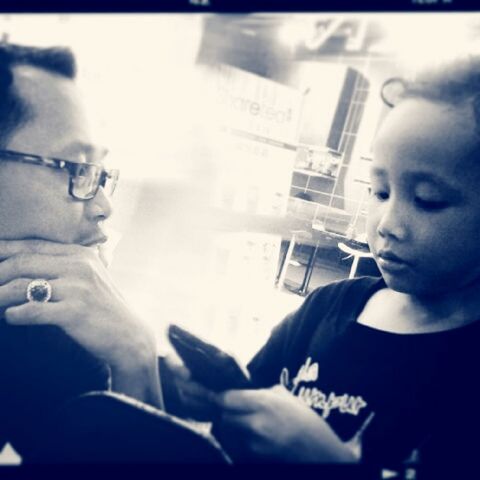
[{"xmin": 26, "ymin": 279, "xmax": 53, "ymax": 303}]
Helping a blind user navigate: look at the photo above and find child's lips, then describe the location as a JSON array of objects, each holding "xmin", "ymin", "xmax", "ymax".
[
  {"xmin": 377, "ymin": 250, "xmax": 410, "ymax": 272},
  {"xmin": 378, "ymin": 250, "xmax": 406, "ymax": 263}
]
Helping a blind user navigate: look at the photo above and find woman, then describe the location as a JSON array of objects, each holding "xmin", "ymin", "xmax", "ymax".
[{"xmin": 0, "ymin": 42, "xmax": 163, "ymax": 460}]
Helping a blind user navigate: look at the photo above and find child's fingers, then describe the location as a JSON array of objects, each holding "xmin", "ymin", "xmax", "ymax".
[
  {"xmin": 163, "ymin": 353, "xmax": 192, "ymax": 381},
  {"xmin": 216, "ymin": 389, "xmax": 269, "ymax": 413}
]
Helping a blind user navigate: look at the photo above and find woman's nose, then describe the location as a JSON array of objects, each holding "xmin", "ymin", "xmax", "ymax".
[{"xmin": 86, "ymin": 186, "xmax": 113, "ymax": 221}]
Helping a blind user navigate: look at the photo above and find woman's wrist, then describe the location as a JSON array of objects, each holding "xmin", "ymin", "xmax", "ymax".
[{"xmin": 110, "ymin": 341, "xmax": 164, "ymax": 409}]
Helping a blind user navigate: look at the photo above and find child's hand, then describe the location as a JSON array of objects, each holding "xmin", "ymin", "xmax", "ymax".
[
  {"xmin": 163, "ymin": 353, "xmax": 218, "ymax": 421},
  {"xmin": 215, "ymin": 384, "xmax": 359, "ymax": 463}
]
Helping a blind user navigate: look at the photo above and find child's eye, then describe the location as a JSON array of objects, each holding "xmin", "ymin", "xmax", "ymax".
[
  {"xmin": 414, "ymin": 197, "xmax": 448, "ymax": 211},
  {"xmin": 368, "ymin": 187, "xmax": 389, "ymax": 201}
]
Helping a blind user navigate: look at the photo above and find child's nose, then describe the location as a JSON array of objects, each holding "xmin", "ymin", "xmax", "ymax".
[{"xmin": 376, "ymin": 201, "xmax": 408, "ymax": 241}]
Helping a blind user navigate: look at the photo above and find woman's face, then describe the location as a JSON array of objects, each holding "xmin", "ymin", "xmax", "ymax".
[
  {"xmin": 368, "ymin": 97, "xmax": 480, "ymax": 297},
  {"xmin": 0, "ymin": 65, "xmax": 112, "ymax": 246}
]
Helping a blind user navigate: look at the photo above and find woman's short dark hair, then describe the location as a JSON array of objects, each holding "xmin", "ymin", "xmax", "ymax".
[{"xmin": 0, "ymin": 43, "xmax": 76, "ymax": 147}]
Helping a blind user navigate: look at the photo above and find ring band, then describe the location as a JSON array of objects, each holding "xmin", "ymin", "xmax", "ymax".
[{"xmin": 26, "ymin": 279, "xmax": 52, "ymax": 303}]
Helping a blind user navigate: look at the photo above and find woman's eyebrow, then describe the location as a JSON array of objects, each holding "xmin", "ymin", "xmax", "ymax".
[{"xmin": 52, "ymin": 142, "xmax": 108, "ymax": 162}]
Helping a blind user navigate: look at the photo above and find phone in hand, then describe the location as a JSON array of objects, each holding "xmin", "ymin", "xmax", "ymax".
[{"xmin": 167, "ymin": 324, "xmax": 252, "ymax": 392}]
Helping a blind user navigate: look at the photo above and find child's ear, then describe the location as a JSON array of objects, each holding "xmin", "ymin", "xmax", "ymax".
[{"xmin": 472, "ymin": 94, "xmax": 480, "ymax": 134}]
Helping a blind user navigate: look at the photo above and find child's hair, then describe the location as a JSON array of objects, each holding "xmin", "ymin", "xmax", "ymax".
[{"xmin": 381, "ymin": 56, "xmax": 480, "ymax": 134}]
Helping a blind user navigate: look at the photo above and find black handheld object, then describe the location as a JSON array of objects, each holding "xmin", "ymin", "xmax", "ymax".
[{"xmin": 168, "ymin": 324, "xmax": 252, "ymax": 392}]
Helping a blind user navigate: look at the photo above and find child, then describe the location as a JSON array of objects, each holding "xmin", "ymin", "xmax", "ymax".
[{"xmin": 163, "ymin": 56, "xmax": 480, "ymax": 467}]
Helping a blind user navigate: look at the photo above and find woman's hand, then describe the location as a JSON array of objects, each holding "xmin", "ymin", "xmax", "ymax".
[
  {"xmin": 0, "ymin": 239, "xmax": 163, "ymax": 409},
  {"xmin": 215, "ymin": 384, "xmax": 359, "ymax": 463}
]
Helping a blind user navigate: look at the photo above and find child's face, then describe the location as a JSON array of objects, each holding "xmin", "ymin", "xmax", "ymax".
[{"xmin": 368, "ymin": 97, "xmax": 480, "ymax": 297}]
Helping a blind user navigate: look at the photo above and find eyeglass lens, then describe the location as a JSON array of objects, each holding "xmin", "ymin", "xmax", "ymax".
[{"xmin": 71, "ymin": 164, "xmax": 117, "ymax": 199}]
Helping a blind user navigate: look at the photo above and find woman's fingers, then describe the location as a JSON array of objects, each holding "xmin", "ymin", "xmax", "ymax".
[
  {"xmin": 0, "ymin": 254, "xmax": 72, "ymax": 285},
  {"xmin": 0, "ymin": 239, "xmax": 84, "ymax": 260},
  {"xmin": 0, "ymin": 245, "xmax": 102, "ymax": 287},
  {"xmin": 5, "ymin": 300, "xmax": 67, "ymax": 326},
  {"xmin": 0, "ymin": 278, "xmax": 35, "ymax": 307},
  {"xmin": 0, "ymin": 277, "xmax": 70, "ymax": 307}
]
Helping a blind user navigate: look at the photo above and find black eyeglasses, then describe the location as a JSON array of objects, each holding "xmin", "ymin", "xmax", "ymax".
[{"xmin": 0, "ymin": 149, "xmax": 119, "ymax": 201}]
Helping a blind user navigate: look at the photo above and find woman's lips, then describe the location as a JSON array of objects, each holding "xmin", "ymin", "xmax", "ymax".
[{"xmin": 81, "ymin": 235, "xmax": 108, "ymax": 247}]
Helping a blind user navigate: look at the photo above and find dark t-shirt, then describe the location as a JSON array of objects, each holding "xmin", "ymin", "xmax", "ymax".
[
  {"xmin": 247, "ymin": 277, "xmax": 480, "ymax": 465},
  {"xmin": 0, "ymin": 318, "xmax": 110, "ymax": 459}
]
